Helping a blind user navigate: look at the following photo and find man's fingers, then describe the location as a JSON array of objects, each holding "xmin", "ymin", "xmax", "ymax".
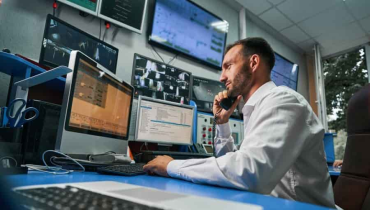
[
  {"xmin": 218, "ymin": 92, "xmax": 224, "ymax": 101},
  {"xmin": 230, "ymin": 95, "xmax": 242, "ymax": 111},
  {"xmin": 222, "ymin": 90, "xmax": 228, "ymax": 98}
]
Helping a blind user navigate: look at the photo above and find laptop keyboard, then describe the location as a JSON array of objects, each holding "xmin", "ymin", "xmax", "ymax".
[
  {"xmin": 97, "ymin": 163, "xmax": 146, "ymax": 176},
  {"xmin": 14, "ymin": 185, "xmax": 163, "ymax": 210}
]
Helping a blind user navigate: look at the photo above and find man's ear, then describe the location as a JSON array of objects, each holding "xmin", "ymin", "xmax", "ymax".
[{"xmin": 250, "ymin": 54, "xmax": 260, "ymax": 72}]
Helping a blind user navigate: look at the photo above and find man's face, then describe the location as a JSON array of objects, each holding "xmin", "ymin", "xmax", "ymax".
[{"xmin": 220, "ymin": 45, "xmax": 252, "ymax": 98}]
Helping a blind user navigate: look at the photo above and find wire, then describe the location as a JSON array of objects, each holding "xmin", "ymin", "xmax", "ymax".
[
  {"xmin": 0, "ymin": 156, "xmax": 17, "ymax": 168},
  {"xmin": 168, "ymin": 54, "xmax": 178, "ymax": 65},
  {"xmin": 212, "ymin": 110, "xmax": 221, "ymax": 157},
  {"xmin": 99, "ymin": 19, "xmax": 102, "ymax": 40},
  {"xmin": 23, "ymin": 150, "xmax": 85, "ymax": 175},
  {"xmin": 150, "ymin": 45, "xmax": 165, "ymax": 63}
]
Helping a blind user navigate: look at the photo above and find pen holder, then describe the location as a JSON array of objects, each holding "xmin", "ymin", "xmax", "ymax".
[{"xmin": 0, "ymin": 127, "xmax": 23, "ymax": 166}]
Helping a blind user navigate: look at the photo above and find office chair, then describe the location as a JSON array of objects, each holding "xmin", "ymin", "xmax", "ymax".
[{"xmin": 333, "ymin": 84, "xmax": 370, "ymax": 210}]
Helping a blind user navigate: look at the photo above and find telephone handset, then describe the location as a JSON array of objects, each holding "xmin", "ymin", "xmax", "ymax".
[{"xmin": 220, "ymin": 97, "xmax": 237, "ymax": 111}]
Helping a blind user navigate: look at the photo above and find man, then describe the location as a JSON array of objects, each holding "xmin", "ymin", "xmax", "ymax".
[{"xmin": 143, "ymin": 37, "xmax": 335, "ymax": 208}]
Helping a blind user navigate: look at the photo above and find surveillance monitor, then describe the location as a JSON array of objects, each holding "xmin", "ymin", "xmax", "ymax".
[{"xmin": 55, "ymin": 51, "xmax": 134, "ymax": 155}]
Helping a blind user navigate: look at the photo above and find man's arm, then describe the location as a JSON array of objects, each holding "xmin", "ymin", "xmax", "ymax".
[{"xmin": 145, "ymin": 91, "xmax": 318, "ymax": 194}]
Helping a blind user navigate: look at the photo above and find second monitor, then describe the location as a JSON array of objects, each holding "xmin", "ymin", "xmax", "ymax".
[{"xmin": 135, "ymin": 96, "xmax": 194, "ymax": 146}]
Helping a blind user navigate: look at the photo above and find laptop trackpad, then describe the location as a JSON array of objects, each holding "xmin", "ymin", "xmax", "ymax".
[{"xmin": 109, "ymin": 188, "xmax": 188, "ymax": 203}]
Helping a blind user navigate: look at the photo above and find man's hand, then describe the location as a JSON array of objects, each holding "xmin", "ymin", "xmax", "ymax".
[
  {"xmin": 213, "ymin": 90, "xmax": 242, "ymax": 124},
  {"xmin": 333, "ymin": 160, "xmax": 343, "ymax": 168},
  {"xmin": 143, "ymin": 155, "xmax": 174, "ymax": 177}
]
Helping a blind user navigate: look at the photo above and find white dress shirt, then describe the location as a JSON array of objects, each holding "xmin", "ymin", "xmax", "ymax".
[{"xmin": 167, "ymin": 81, "xmax": 335, "ymax": 208}]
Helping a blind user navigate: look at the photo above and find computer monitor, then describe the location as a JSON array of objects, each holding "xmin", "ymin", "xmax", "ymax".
[
  {"xmin": 131, "ymin": 53, "xmax": 192, "ymax": 104},
  {"xmin": 55, "ymin": 51, "xmax": 134, "ymax": 155},
  {"xmin": 98, "ymin": 0, "xmax": 148, "ymax": 34},
  {"xmin": 57, "ymin": 0, "xmax": 101, "ymax": 16},
  {"xmin": 148, "ymin": 0, "xmax": 228, "ymax": 70},
  {"xmin": 40, "ymin": 14, "xmax": 119, "ymax": 74},
  {"xmin": 271, "ymin": 53, "xmax": 299, "ymax": 91},
  {"xmin": 135, "ymin": 96, "xmax": 194, "ymax": 146},
  {"xmin": 191, "ymin": 76, "xmax": 239, "ymax": 117}
]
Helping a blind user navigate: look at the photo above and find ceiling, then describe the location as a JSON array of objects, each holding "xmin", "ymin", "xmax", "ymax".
[{"xmin": 224, "ymin": 0, "xmax": 370, "ymax": 57}]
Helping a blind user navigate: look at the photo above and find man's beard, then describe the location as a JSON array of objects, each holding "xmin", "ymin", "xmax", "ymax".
[{"xmin": 227, "ymin": 63, "xmax": 252, "ymax": 98}]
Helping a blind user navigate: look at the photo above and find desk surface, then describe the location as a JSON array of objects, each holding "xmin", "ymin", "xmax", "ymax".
[
  {"xmin": 5, "ymin": 171, "xmax": 333, "ymax": 210},
  {"xmin": 328, "ymin": 166, "xmax": 341, "ymax": 176}
]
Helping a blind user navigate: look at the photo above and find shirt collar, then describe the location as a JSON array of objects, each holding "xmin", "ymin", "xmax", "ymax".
[{"xmin": 242, "ymin": 81, "xmax": 276, "ymax": 113}]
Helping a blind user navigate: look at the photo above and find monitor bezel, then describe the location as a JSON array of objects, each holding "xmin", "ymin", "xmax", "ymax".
[
  {"xmin": 135, "ymin": 96, "xmax": 194, "ymax": 146},
  {"xmin": 97, "ymin": 0, "xmax": 148, "ymax": 34},
  {"xmin": 64, "ymin": 51, "xmax": 134, "ymax": 140},
  {"xmin": 57, "ymin": 0, "xmax": 100, "ymax": 16},
  {"xmin": 147, "ymin": 0, "xmax": 228, "ymax": 71},
  {"xmin": 272, "ymin": 52, "xmax": 299, "ymax": 91},
  {"xmin": 131, "ymin": 53, "xmax": 193, "ymax": 104},
  {"xmin": 191, "ymin": 75, "xmax": 225, "ymax": 113},
  {"xmin": 39, "ymin": 14, "xmax": 119, "ymax": 74}
]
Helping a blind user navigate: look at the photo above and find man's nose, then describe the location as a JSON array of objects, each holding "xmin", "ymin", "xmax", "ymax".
[{"xmin": 220, "ymin": 71, "xmax": 227, "ymax": 83}]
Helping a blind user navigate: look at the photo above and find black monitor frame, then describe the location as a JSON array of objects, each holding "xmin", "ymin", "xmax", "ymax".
[
  {"xmin": 131, "ymin": 53, "xmax": 192, "ymax": 105},
  {"xmin": 191, "ymin": 75, "xmax": 240, "ymax": 118},
  {"xmin": 65, "ymin": 52, "xmax": 134, "ymax": 140},
  {"xmin": 271, "ymin": 52, "xmax": 299, "ymax": 91},
  {"xmin": 147, "ymin": 0, "xmax": 228, "ymax": 71},
  {"xmin": 39, "ymin": 14, "xmax": 119, "ymax": 74}
]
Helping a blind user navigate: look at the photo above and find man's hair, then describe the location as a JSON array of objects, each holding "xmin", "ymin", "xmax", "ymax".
[{"xmin": 225, "ymin": 37, "xmax": 275, "ymax": 71}]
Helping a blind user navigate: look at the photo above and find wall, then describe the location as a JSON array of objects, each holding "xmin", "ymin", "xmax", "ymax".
[
  {"xmin": 240, "ymin": 9, "xmax": 310, "ymax": 100},
  {"xmin": 0, "ymin": 0, "xmax": 239, "ymax": 86}
]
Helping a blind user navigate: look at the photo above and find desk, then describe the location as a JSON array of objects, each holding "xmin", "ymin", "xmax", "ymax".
[
  {"xmin": 5, "ymin": 171, "xmax": 333, "ymax": 210},
  {"xmin": 328, "ymin": 166, "xmax": 341, "ymax": 176}
]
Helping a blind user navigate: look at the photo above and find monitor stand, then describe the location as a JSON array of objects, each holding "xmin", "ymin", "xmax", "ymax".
[{"xmin": 157, "ymin": 144, "xmax": 172, "ymax": 152}]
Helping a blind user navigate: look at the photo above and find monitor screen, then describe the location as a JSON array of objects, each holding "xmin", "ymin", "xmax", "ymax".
[
  {"xmin": 192, "ymin": 76, "xmax": 239, "ymax": 117},
  {"xmin": 40, "ymin": 14, "xmax": 119, "ymax": 74},
  {"xmin": 98, "ymin": 0, "xmax": 148, "ymax": 34},
  {"xmin": 135, "ymin": 96, "xmax": 194, "ymax": 145},
  {"xmin": 131, "ymin": 53, "xmax": 191, "ymax": 104},
  {"xmin": 66, "ymin": 57, "xmax": 133, "ymax": 139},
  {"xmin": 149, "ymin": 0, "xmax": 228, "ymax": 70},
  {"xmin": 271, "ymin": 53, "xmax": 299, "ymax": 91},
  {"xmin": 57, "ymin": 0, "xmax": 100, "ymax": 15}
]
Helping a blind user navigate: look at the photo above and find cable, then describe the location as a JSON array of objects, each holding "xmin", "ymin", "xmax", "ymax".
[
  {"xmin": 168, "ymin": 54, "xmax": 178, "ymax": 65},
  {"xmin": 212, "ymin": 110, "xmax": 221, "ymax": 157},
  {"xmin": 150, "ymin": 45, "xmax": 165, "ymax": 63},
  {"xmin": 0, "ymin": 156, "xmax": 17, "ymax": 168},
  {"xmin": 99, "ymin": 19, "xmax": 102, "ymax": 40},
  {"xmin": 53, "ymin": 1, "xmax": 57, "ymax": 16},
  {"xmin": 23, "ymin": 150, "xmax": 85, "ymax": 175}
]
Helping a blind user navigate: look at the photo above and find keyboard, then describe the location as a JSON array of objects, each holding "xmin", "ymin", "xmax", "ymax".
[
  {"xmin": 140, "ymin": 151, "xmax": 212, "ymax": 163},
  {"xmin": 97, "ymin": 163, "xmax": 146, "ymax": 176},
  {"xmin": 13, "ymin": 185, "xmax": 162, "ymax": 210}
]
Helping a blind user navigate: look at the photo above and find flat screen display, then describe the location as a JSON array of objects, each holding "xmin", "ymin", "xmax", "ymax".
[
  {"xmin": 57, "ymin": 0, "xmax": 100, "ymax": 16},
  {"xmin": 40, "ymin": 14, "xmax": 119, "ymax": 74},
  {"xmin": 149, "ymin": 0, "xmax": 228, "ymax": 70},
  {"xmin": 98, "ymin": 0, "xmax": 147, "ymax": 34},
  {"xmin": 191, "ymin": 76, "xmax": 239, "ymax": 117},
  {"xmin": 66, "ymin": 58, "xmax": 133, "ymax": 139},
  {"xmin": 271, "ymin": 53, "xmax": 299, "ymax": 91},
  {"xmin": 135, "ymin": 96, "xmax": 194, "ymax": 145},
  {"xmin": 131, "ymin": 54, "xmax": 191, "ymax": 105}
]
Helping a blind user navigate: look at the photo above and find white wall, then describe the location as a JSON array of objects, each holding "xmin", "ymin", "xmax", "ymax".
[{"xmin": 240, "ymin": 9, "xmax": 309, "ymax": 100}]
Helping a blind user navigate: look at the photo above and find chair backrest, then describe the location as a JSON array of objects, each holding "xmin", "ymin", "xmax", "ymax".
[{"xmin": 333, "ymin": 84, "xmax": 370, "ymax": 210}]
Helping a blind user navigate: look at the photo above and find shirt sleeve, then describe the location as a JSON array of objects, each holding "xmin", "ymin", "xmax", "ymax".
[{"xmin": 167, "ymin": 91, "xmax": 314, "ymax": 194}]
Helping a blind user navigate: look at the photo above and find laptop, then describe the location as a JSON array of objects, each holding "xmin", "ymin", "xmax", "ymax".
[{"xmin": 13, "ymin": 181, "xmax": 262, "ymax": 210}]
